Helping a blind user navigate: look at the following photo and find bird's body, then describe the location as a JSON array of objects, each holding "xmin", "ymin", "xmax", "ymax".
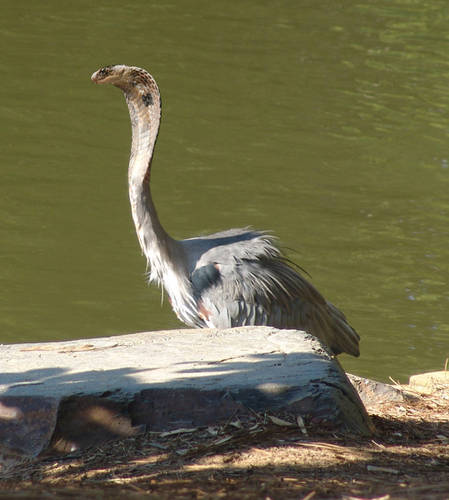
[{"xmin": 91, "ymin": 64, "xmax": 360, "ymax": 357}]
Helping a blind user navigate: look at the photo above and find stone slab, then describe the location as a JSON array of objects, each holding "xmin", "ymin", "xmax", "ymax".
[
  {"xmin": 1, "ymin": 327, "xmax": 354, "ymax": 399},
  {"xmin": 0, "ymin": 396, "xmax": 59, "ymax": 458},
  {"xmin": 48, "ymin": 396, "xmax": 142, "ymax": 454},
  {"xmin": 347, "ymin": 374, "xmax": 410, "ymax": 407},
  {"xmin": 0, "ymin": 327, "xmax": 373, "ymax": 457},
  {"xmin": 409, "ymin": 370, "xmax": 449, "ymax": 394}
]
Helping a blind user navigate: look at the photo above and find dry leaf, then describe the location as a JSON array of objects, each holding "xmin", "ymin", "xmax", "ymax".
[
  {"xmin": 367, "ymin": 465, "xmax": 399, "ymax": 474},
  {"xmin": 212, "ymin": 435, "xmax": 233, "ymax": 446},
  {"xmin": 159, "ymin": 428, "xmax": 198, "ymax": 437},
  {"xmin": 297, "ymin": 415, "xmax": 308, "ymax": 435},
  {"xmin": 148, "ymin": 441, "xmax": 167, "ymax": 450},
  {"xmin": 267, "ymin": 415, "xmax": 295, "ymax": 427},
  {"xmin": 19, "ymin": 343, "xmax": 119, "ymax": 353},
  {"xmin": 343, "ymin": 495, "xmax": 390, "ymax": 500},
  {"xmin": 301, "ymin": 491, "xmax": 316, "ymax": 500}
]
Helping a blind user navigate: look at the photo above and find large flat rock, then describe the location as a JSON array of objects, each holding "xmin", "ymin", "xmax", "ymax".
[
  {"xmin": 409, "ymin": 370, "xmax": 449, "ymax": 394},
  {"xmin": 0, "ymin": 327, "xmax": 373, "ymax": 458}
]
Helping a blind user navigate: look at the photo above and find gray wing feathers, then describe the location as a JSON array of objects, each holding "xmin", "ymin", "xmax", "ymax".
[{"xmin": 189, "ymin": 230, "xmax": 360, "ymax": 357}]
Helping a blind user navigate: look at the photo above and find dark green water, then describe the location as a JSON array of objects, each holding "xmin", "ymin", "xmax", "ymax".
[{"xmin": 1, "ymin": 1, "xmax": 448, "ymax": 381}]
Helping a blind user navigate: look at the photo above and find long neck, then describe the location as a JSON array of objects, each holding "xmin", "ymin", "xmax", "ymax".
[
  {"xmin": 124, "ymin": 85, "xmax": 167, "ymax": 254},
  {"xmin": 119, "ymin": 77, "xmax": 187, "ymax": 288}
]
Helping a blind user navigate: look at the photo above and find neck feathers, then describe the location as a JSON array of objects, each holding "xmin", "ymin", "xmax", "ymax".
[
  {"xmin": 120, "ymin": 70, "xmax": 193, "ymax": 316},
  {"xmin": 123, "ymin": 69, "xmax": 162, "ymax": 185},
  {"xmin": 94, "ymin": 64, "xmax": 197, "ymax": 325},
  {"xmin": 120, "ymin": 70, "xmax": 165, "ymax": 255}
]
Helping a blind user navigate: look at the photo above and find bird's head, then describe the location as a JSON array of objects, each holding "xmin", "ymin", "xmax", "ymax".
[
  {"xmin": 91, "ymin": 64, "xmax": 160, "ymax": 102},
  {"xmin": 91, "ymin": 65, "xmax": 132, "ymax": 88}
]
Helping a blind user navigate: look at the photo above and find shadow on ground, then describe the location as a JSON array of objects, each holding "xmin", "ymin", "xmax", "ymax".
[{"xmin": 1, "ymin": 389, "xmax": 448, "ymax": 499}]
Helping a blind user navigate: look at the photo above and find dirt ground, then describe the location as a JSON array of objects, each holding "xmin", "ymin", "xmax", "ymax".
[{"xmin": 0, "ymin": 389, "xmax": 448, "ymax": 500}]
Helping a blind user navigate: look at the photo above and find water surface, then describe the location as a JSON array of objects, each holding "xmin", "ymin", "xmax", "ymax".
[{"xmin": 1, "ymin": 0, "xmax": 448, "ymax": 381}]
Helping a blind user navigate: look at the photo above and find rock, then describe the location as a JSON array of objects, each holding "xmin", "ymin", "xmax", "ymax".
[
  {"xmin": 47, "ymin": 396, "xmax": 142, "ymax": 454},
  {"xmin": 347, "ymin": 374, "xmax": 411, "ymax": 408},
  {"xmin": 0, "ymin": 327, "xmax": 373, "ymax": 457},
  {"xmin": 408, "ymin": 370, "xmax": 449, "ymax": 394},
  {"xmin": 0, "ymin": 396, "xmax": 59, "ymax": 458}
]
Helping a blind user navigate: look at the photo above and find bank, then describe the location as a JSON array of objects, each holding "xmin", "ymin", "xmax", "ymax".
[{"xmin": 0, "ymin": 327, "xmax": 448, "ymax": 499}]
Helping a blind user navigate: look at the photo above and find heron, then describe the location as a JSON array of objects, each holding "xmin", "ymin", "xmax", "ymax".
[{"xmin": 91, "ymin": 64, "xmax": 360, "ymax": 357}]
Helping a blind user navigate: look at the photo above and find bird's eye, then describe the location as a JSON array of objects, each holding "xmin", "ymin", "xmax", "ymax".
[
  {"xmin": 142, "ymin": 93, "xmax": 153, "ymax": 106},
  {"xmin": 99, "ymin": 68, "xmax": 111, "ymax": 79}
]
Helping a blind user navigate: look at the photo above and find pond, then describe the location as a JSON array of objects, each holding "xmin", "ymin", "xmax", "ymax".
[{"xmin": 1, "ymin": 0, "xmax": 448, "ymax": 382}]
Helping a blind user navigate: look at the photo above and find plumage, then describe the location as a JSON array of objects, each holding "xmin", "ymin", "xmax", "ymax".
[
  {"xmin": 91, "ymin": 65, "xmax": 360, "ymax": 357},
  {"xmin": 182, "ymin": 230, "xmax": 359, "ymax": 356}
]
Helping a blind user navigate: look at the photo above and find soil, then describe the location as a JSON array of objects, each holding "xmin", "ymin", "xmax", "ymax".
[{"xmin": 0, "ymin": 389, "xmax": 448, "ymax": 500}]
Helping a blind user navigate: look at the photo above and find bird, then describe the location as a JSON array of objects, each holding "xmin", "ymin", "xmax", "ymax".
[{"xmin": 91, "ymin": 64, "xmax": 360, "ymax": 357}]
